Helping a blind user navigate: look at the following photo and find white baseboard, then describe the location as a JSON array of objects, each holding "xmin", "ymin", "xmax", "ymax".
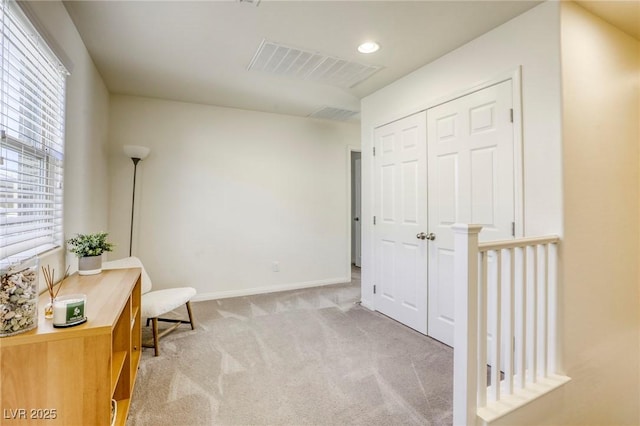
[
  {"xmin": 191, "ymin": 276, "xmax": 350, "ymax": 302},
  {"xmin": 360, "ymin": 299, "xmax": 374, "ymax": 311}
]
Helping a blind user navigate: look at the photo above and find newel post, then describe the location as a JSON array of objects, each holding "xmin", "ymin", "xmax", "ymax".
[{"xmin": 452, "ymin": 224, "xmax": 482, "ymax": 426}]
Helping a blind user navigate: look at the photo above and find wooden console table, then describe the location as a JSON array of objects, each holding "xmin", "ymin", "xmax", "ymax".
[{"xmin": 0, "ymin": 268, "xmax": 142, "ymax": 425}]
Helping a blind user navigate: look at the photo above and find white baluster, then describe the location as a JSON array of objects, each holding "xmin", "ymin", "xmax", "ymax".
[
  {"xmin": 527, "ymin": 245, "xmax": 538, "ymax": 384},
  {"xmin": 516, "ymin": 245, "xmax": 526, "ymax": 389},
  {"xmin": 538, "ymin": 244, "xmax": 548, "ymax": 378},
  {"xmin": 547, "ymin": 242, "xmax": 558, "ymax": 374},
  {"xmin": 490, "ymin": 250, "xmax": 502, "ymax": 402},
  {"xmin": 452, "ymin": 224, "xmax": 482, "ymax": 426},
  {"xmin": 504, "ymin": 248, "xmax": 515, "ymax": 395}
]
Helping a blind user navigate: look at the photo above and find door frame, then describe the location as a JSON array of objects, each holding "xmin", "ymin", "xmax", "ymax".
[
  {"xmin": 370, "ymin": 66, "xmax": 525, "ymax": 312},
  {"xmin": 346, "ymin": 146, "xmax": 362, "ymax": 281},
  {"xmin": 354, "ymin": 157, "xmax": 362, "ymax": 267}
]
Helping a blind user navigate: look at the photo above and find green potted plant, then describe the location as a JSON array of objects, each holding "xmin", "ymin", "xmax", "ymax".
[{"xmin": 67, "ymin": 232, "xmax": 114, "ymax": 275}]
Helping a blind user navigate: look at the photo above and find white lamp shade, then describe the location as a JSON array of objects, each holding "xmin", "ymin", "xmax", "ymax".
[{"xmin": 123, "ymin": 145, "xmax": 150, "ymax": 160}]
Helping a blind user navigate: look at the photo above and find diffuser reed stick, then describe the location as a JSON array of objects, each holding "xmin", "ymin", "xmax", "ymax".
[{"xmin": 42, "ymin": 265, "xmax": 70, "ymax": 318}]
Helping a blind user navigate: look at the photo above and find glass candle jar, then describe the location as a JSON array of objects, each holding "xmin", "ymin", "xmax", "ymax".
[{"xmin": 52, "ymin": 293, "xmax": 87, "ymax": 327}]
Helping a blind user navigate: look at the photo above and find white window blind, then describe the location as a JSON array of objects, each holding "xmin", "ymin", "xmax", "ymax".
[{"xmin": 0, "ymin": 0, "xmax": 67, "ymax": 262}]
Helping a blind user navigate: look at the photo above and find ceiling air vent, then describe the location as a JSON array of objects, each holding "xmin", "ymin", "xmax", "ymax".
[
  {"xmin": 248, "ymin": 40, "xmax": 381, "ymax": 89},
  {"xmin": 309, "ymin": 107, "xmax": 360, "ymax": 121}
]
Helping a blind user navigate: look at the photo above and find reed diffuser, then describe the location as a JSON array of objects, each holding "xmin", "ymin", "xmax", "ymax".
[{"xmin": 42, "ymin": 265, "xmax": 69, "ymax": 319}]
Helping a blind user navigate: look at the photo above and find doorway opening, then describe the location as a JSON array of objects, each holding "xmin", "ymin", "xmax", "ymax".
[{"xmin": 350, "ymin": 150, "xmax": 362, "ymax": 269}]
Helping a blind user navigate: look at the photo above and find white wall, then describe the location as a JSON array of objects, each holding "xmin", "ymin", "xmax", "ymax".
[
  {"xmin": 18, "ymin": 1, "xmax": 110, "ymax": 282},
  {"xmin": 107, "ymin": 95, "xmax": 359, "ymax": 298},
  {"xmin": 360, "ymin": 1, "xmax": 563, "ymax": 309}
]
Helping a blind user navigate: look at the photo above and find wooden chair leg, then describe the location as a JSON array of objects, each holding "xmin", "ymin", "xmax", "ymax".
[
  {"xmin": 144, "ymin": 304, "xmax": 195, "ymax": 356},
  {"xmin": 186, "ymin": 301, "xmax": 195, "ymax": 330},
  {"xmin": 151, "ymin": 317, "xmax": 159, "ymax": 356}
]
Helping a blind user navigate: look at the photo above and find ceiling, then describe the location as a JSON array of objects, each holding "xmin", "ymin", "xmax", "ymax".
[
  {"xmin": 63, "ymin": 1, "xmax": 638, "ymax": 121},
  {"xmin": 576, "ymin": 0, "xmax": 640, "ymax": 40}
]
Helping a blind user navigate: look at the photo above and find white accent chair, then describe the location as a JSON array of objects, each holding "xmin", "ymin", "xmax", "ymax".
[{"xmin": 103, "ymin": 256, "xmax": 196, "ymax": 356}]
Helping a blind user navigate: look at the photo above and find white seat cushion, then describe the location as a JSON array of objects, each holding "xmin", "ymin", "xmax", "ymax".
[
  {"xmin": 103, "ymin": 256, "xmax": 153, "ymax": 294},
  {"xmin": 142, "ymin": 287, "xmax": 196, "ymax": 319}
]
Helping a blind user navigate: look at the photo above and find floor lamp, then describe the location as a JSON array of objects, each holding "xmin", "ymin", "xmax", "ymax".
[{"xmin": 123, "ymin": 145, "xmax": 150, "ymax": 257}]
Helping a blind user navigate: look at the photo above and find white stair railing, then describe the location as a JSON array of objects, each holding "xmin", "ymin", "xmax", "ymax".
[{"xmin": 452, "ymin": 224, "xmax": 570, "ymax": 425}]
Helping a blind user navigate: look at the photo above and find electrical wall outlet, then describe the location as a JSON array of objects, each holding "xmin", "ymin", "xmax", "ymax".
[{"xmin": 272, "ymin": 261, "xmax": 280, "ymax": 272}]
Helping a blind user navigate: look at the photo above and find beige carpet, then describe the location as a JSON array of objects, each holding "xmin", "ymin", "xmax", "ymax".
[{"xmin": 127, "ymin": 267, "xmax": 453, "ymax": 425}]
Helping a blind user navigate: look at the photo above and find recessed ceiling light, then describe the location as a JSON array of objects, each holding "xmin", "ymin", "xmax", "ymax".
[{"xmin": 358, "ymin": 41, "xmax": 380, "ymax": 54}]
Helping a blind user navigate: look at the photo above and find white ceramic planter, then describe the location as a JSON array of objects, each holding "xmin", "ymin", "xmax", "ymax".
[{"xmin": 78, "ymin": 255, "xmax": 102, "ymax": 275}]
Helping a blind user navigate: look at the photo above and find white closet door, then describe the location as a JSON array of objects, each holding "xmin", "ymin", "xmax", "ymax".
[
  {"xmin": 373, "ymin": 112, "xmax": 428, "ymax": 334},
  {"xmin": 427, "ymin": 80, "xmax": 515, "ymax": 346}
]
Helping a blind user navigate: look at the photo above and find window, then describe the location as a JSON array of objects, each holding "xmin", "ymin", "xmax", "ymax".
[{"xmin": 0, "ymin": 0, "xmax": 68, "ymax": 262}]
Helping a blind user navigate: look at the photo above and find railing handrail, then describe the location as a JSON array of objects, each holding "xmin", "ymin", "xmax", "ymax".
[
  {"xmin": 478, "ymin": 235, "xmax": 560, "ymax": 251},
  {"xmin": 453, "ymin": 224, "xmax": 568, "ymax": 426}
]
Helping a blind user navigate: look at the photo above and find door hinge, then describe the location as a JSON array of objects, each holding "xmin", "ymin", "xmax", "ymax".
[
  {"xmin": 373, "ymin": 285, "xmax": 377, "ymax": 294},
  {"xmin": 511, "ymin": 221, "xmax": 515, "ymax": 237},
  {"xmin": 373, "ymin": 146, "xmax": 376, "ymax": 156},
  {"xmin": 373, "ymin": 216, "xmax": 376, "ymax": 225},
  {"xmin": 510, "ymin": 108, "xmax": 514, "ymax": 123}
]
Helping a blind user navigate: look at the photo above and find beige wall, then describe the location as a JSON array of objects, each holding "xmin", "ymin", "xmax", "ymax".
[
  {"xmin": 558, "ymin": 2, "xmax": 638, "ymax": 424},
  {"xmin": 18, "ymin": 1, "xmax": 110, "ymax": 280},
  {"xmin": 499, "ymin": 4, "xmax": 640, "ymax": 425},
  {"xmin": 483, "ymin": 3, "xmax": 640, "ymax": 424},
  {"xmin": 107, "ymin": 95, "xmax": 360, "ymax": 297}
]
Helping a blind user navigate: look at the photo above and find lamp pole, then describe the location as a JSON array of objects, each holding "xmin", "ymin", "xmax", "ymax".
[
  {"xmin": 129, "ymin": 157, "xmax": 141, "ymax": 257},
  {"xmin": 123, "ymin": 145, "xmax": 150, "ymax": 258}
]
